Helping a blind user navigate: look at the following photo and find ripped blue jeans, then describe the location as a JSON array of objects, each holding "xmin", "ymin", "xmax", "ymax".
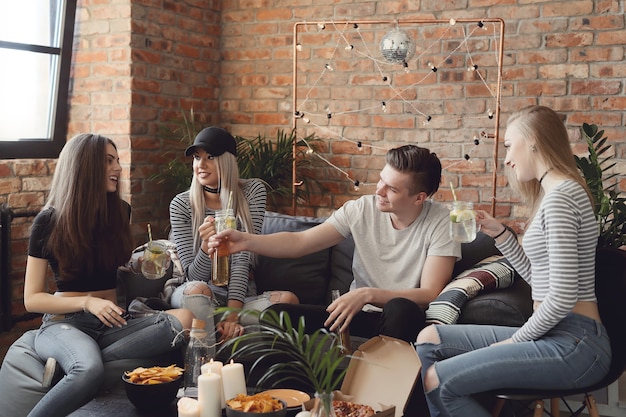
[
  {"xmin": 415, "ymin": 313, "xmax": 611, "ymax": 417},
  {"xmin": 30, "ymin": 311, "xmax": 185, "ymax": 417}
]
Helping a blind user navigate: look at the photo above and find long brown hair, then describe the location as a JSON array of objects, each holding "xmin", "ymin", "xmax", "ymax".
[
  {"xmin": 505, "ymin": 105, "xmax": 592, "ymax": 218},
  {"xmin": 46, "ymin": 134, "xmax": 134, "ymax": 280}
]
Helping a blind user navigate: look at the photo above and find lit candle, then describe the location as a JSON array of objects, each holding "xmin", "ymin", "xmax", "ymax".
[
  {"xmin": 201, "ymin": 359, "xmax": 224, "ymax": 408},
  {"xmin": 198, "ymin": 371, "xmax": 221, "ymax": 417},
  {"xmin": 221, "ymin": 360, "xmax": 247, "ymax": 402},
  {"xmin": 177, "ymin": 397, "xmax": 200, "ymax": 417}
]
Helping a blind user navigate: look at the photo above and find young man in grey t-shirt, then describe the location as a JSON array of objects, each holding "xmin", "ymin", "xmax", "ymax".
[{"xmin": 211, "ymin": 145, "xmax": 461, "ymax": 343}]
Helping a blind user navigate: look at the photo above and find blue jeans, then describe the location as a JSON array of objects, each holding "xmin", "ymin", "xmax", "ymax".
[
  {"xmin": 415, "ymin": 313, "xmax": 611, "ymax": 417},
  {"xmin": 30, "ymin": 311, "xmax": 185, "ymax": 417}
]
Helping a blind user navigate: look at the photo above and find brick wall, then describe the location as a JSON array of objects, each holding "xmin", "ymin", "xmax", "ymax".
[{"xmin": 1, "ymin": 0, "xmax": 624, "ymax": 321}]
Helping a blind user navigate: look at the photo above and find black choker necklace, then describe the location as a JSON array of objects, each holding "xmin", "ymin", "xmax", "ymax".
[
  {"xmin": 539, "ymin": 169, "xmax": 552, "ymax": 185},
  {"xmin": 203, "ymin": 185, "xmax": 220, "ymax": 194}
]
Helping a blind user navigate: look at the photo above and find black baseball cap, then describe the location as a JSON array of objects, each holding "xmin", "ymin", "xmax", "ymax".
[{"xmin": 184, "ymin": 127, "xmax": 238, "ymax": 157}]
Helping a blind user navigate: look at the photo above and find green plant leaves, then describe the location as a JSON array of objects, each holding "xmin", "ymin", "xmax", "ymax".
[
  {"xmin": 575, "ymin": 123, "xmax": 626, "ymax": 248},
  {"xmin": 218, "ymin": 308, "xmax": 349, "ymax": 393}
]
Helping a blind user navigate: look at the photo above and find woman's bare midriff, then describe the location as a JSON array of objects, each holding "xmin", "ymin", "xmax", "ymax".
[
  {"xmin": 54, "ymin": 289, "xmax": 118, "ymax": 304},
  {"xmin": 533, "ymin": 300, "xmax": 602, "ymax": 322}
]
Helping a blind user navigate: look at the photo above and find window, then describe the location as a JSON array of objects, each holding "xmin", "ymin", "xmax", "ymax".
[{"xmin": 0, "ymin": 0, "xmax": 77, "ymax": 159}]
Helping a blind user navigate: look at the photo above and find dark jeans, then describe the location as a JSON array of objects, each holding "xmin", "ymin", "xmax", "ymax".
[{"xmin": 266, "ymin": 297, "xmax": 426, "ymax": 343}]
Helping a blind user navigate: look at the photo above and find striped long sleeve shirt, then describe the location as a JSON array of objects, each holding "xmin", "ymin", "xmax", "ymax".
[
  {"xmin": 168, "ymin": 179, "xmax": 266, "ymax": 303},
  {"xmin": 497, "ymin": 180, "xmax": 598, "ymax": 342}
]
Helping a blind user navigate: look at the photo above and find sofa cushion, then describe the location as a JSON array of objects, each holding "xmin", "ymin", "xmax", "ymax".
[
  {"xmin": 426, "ymin": 256, "xmax": 518, "ymax": 325},
  {"xmin": 254, "ymin": 212, "xmax": 331, "ymax": 305}
]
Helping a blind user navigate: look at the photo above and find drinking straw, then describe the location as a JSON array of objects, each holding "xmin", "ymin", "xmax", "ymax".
[
  {"xmin": 226, "ymin": 190, "xmax": 233, "ymax": 212},
  {"xmin": 449, "ymin": 182, "xmax": 457, "ymax": 201},
  {"xmin": 147, "ymin": 223, "xmax": 153, "ymax": 243}
]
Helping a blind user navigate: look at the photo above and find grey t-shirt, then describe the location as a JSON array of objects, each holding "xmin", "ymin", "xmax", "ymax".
[{"xmin": 326, "ymin": 195, "xmax": 460, "ymax": 292}]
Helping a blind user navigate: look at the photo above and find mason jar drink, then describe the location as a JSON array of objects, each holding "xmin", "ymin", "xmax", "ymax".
[
  {"xmin": 141, "ymin": 240, "xmax": 170, "ymax": 279},
  {"xmin": 212, "ymin": 209, "xmax": 236, "ymax": 286},
  {"xmin": 449, "ymin": 201, "xmax": 477, "ymax": 243}
]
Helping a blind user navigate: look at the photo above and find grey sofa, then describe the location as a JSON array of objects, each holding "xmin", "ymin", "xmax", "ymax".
[{"xmin": 0, "ymin": 211, "xmax": 532, "ymax": 416}]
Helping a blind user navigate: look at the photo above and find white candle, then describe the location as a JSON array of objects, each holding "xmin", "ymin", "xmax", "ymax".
[
  {"xmin": 201, "ymin": 359, "xmax": 225, "ymax": 408},
  {"xmin": 198, "ymin": 372, "xmax": 221, "ymax": 417},
  {"xmin": 177, "ymin": 397, "xmax": 200, "ymax": 417},
  {"xmin": 221, "ymin": 360, "xmax": 247, "ymax": 402}
]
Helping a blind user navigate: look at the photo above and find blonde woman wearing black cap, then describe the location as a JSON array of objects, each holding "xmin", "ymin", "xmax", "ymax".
[{"xmin": 168, "ymin": 127, "xmax": 299, "ymax": 342}]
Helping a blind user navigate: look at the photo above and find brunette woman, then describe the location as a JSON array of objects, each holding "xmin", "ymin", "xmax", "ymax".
[{"xmin": 24, "ymin": 134, "xmax": 193, "ymax": 417}]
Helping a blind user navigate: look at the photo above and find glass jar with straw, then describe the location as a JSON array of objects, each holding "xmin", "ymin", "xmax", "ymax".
[
  {"xmin": 448, "ymin": 182, "xmax": 479, "ymax": 243},
  {"xmin": 141, "ymin": 224, "xmax": 171, "ymax": 279}
]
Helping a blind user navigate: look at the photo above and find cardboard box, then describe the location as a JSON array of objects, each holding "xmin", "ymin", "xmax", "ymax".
[{"xmin": 303, "ymin": 335, "xmax": 421, "ymax": 417}]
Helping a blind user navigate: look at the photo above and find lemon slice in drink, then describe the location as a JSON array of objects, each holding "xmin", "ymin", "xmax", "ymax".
[
  {"xmin": 225, "ymin": 216, "xmax": 236, "ymax": 229},
  {"xmin": 450, "ymin": 209, "xmax": 475, "ymax": 223}
]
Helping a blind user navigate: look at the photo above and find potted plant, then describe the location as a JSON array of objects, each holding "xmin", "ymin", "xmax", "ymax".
[
  {"xmin": 574, "ymin": 123, "xmax": 626, "ymax": 249},
  {"xmin": 219, "ymin": 308, "xmax": 349, "ymax": 417}
]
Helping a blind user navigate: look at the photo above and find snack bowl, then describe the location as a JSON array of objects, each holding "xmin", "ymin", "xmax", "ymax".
[
  {"xmin": 121, "ymin": 370, "xmax": 183, "ymax": 410},
  {"xmin": 225, "ymin": 395, "xmax": 287, "ymax": 417}
]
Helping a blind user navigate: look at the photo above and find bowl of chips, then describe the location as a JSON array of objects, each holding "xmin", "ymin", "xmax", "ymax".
[
  {"xmin": 226, "ymin": 393, "xmax": 287, "ymax": 417},
  {"xmin": 122, "ymin": 364, "xmax": 184, "ymax": 410}
]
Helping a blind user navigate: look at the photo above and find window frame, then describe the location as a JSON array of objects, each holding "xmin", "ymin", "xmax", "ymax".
[{"xmin": 0, "ymin": 0, "xmax": 77, "ymax": 160}]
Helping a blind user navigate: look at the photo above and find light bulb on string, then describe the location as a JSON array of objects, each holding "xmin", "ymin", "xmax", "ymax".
[
  {"xmin": 473, "ymin": 137, "xmax": 480, "ymax": 146},
  {"xmin": 357, "ymin": 141, "xmax": 363, "ymax": 151},
  {"xmin": 306, "ymin": 148, "xmax": 314, "ymax": 155},
  {"xmin": 488, "ymin": 109, "xmax": 494, "ymax": 119},
  {"xmin": 468, "ymin": 64, "xmax": 478, "ymax": 71},
  {"xmin": 317, "ymin": 23, "xmax": 325, "ymax": 30},
  {"xmin": 428, "ymin": 62, "xmax": 438, "ymax": 72},
  {"xmin": 353, "ymin": 180, "xmax": 360, "ymax": 191},
  {"xmin": 464, "ymin": 154, "xmax": 471, "ymax": 161},
  {"xmin": 449, "ymin": 18, "xmax": 457, "ymax": 26},
  {"xmin": 296, "ymin": 43, "xmax": 303, "ymax": 51},
  {"xmin": 345, "ymin": 44, "xmax": 354, "ymax": 50},
  {"xmin": 381, "ymin": 102, "xmax": 387, "ymax": 112},
  {"xmin": 325, "ymin": 63, "xmax": 334, "ymax": 71}
]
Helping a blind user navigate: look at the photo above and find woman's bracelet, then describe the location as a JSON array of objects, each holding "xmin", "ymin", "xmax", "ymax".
[{"xmin": 493, "ymin": 227, "xmax": 508, "ymax": 240}]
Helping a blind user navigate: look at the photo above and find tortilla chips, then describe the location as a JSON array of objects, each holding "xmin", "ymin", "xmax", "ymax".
[
  {"xmin": 226, "ymin": 393, "xmax": 284, "ymax": 413},
  {"xmin": 124, "ymin": 364, "xmax": 183, "ymax": 385}
]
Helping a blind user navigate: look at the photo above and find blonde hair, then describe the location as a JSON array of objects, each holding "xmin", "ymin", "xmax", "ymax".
[
  {"xmin": 188, "ymin": 152, "xmax": 254, "ymax": 252},
  {"xmin": 505, "ymin": 105, "xmax": 592, "ymax": 219}
]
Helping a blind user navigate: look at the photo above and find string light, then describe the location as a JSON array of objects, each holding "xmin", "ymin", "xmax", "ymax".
[{"xmin": 293, "ymin": 19, "xmax": 500, "ymax": 192}]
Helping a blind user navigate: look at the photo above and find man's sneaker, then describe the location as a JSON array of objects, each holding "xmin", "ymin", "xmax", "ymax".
[{"xmin": 42, "ymin": 357, "xmax": 57, "ymax": 388}]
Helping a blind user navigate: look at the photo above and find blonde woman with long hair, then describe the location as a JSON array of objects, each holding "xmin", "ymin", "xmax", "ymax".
[
  {"xmin": 415, "ymin": 106, "xmax": 610, "ymax": 417},
  {"xmin": 169, "ymin": 127, "xmax": 298, "ymax": 342}
]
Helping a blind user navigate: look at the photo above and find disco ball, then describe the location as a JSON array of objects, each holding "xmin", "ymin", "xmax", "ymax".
[{"xmin": 380, "ymin": 29, "xmax": 416, "ymax": 64}]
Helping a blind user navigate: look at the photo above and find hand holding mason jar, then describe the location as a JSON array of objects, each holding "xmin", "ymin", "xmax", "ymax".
[
  {"xmin": 449, "ymin": 201, "xmax": 479, "ymax": 243},
  {"xmin": 212, "ymin": 209, "xmax": 236, "ymax": 286}
]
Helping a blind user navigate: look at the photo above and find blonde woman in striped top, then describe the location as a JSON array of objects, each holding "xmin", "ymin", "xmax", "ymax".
[
  {"xmin": 415, "ymin": 106, "xmax": 611, "ymax": 417},
  {"xmin": 169, "ymin": 127, "xmax": 298, "ymax": 342}
]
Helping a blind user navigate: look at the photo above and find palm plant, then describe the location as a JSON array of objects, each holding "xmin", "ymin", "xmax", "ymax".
[
  {"xmin": 218, "ymin": 308, "xmax": 348, "ymax": 394},
  {"xmin": 574, "ymin": 123, "xmax": 626, "ymax": 248},
  {"xmin": 236, "ymin": 129, "xmax": 322, "ymax": 208}
]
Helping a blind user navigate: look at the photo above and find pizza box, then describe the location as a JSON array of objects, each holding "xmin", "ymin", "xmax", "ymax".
[{"xmin": 302, "ymin": 335, "xmax": 421, "ymax": 417}]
